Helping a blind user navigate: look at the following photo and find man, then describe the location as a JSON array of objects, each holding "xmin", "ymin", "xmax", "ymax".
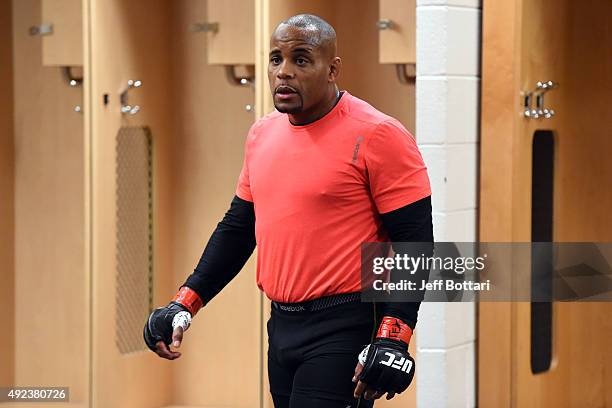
[{"xmin": 144, "ymin": 14, "xmax": 433, "ymax": 408}]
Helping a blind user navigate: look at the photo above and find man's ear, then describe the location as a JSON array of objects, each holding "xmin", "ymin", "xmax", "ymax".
[{"xmin": 329, "ymin": 57, "xmax": 342, "ymax": 81}]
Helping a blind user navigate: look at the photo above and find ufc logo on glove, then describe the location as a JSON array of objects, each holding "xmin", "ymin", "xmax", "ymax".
[{"xmin": 380, "ymin": 352, "xmax": 414, "ymax": 373}]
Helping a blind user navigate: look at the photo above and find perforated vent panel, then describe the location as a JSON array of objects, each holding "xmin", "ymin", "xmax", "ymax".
[{"xmin": 115, "ymin": 126, "xmax": 153, "ymax": 354}]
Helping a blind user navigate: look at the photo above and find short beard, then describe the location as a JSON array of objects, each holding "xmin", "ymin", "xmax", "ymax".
[
  {"xmin": 274, "ymin": 93, "xmax": 303, "ymax": 114},
  {"xmin": 274, "ymin": 103, "xmax": 302, "ymax": 114}
]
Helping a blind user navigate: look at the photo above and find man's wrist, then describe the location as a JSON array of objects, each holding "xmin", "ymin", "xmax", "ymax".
[
  {"xmin": 172, "ymin": 286, "xmax": 204, "ymax": 316},
  {"xmin": 376, "ymin": 316, "xmax": 413, "ymax": 346}
]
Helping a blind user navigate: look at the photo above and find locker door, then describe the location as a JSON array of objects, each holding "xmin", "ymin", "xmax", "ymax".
[
  {"xmin": 5, "ymin": 0, "xmax": 90, "ymax": 406},
  {"xmin": 41, "ymin": 0, "xmax": 83, "ymax": 66},
  {"xmin": 89, "ymin": 1, "xmax": 175, "ymax": 407},
  {"xmin": 206, "ymin": 0, "xmax": 255, "ymax": 65},
  {"xmin": 480, "ymin": 0, "xmax": 612, "ymax": 407},
  {"xmin": 89, "ymin": 1, "xmax": 262, "ymax": 407}
]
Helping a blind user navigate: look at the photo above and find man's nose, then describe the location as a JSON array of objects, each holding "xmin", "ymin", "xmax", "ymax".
[{"xmin": 277, "ymin": 60, "xmax": 294, "ymax": 79}]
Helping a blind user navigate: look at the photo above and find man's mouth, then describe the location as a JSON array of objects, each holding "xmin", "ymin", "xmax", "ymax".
[{"xmin": 275, "ymin": 85, "xmax": 298, "ymax": 98}]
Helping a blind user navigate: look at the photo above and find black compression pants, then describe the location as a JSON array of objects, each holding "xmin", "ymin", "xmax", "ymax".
[{"xmin": 267, "ymin": 300, "xmax": 378, "ymax": 408}]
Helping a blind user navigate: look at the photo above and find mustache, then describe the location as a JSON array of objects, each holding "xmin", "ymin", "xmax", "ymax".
[{"xmin": 275, "ymin": 85, "xmax": 299, "ymax": 94}]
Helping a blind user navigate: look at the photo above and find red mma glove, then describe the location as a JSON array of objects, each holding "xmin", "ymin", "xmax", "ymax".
[
  {"xmin": 354, "ymin": 316, "xmax": 415, "ymax": 400},
  {"xmin": 143, "ymin": 287, "xmax": 204, "ymax": 355}
]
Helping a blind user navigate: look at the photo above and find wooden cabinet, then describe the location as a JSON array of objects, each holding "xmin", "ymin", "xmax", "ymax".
[
  {"xmin": 4, "ymin": 0, "xmax": 88, "ymax": 403},
  {"xmin": 480, "ymin": 0, "xmax": 612, "ymax": 407},
  {"xmin": 41, "ymin": 0, "xmax": 82, "ymax": 66},
  {"xmin": 378, "ymin": 0, "xmax": 416, "ymax": 64},
  {"xmin": 206, "ymin": 0, "xmax": 255, "ymax": 65},
  {"xmin": 89, "ymin": 1, "xmax": 260, "ymax": 406}
]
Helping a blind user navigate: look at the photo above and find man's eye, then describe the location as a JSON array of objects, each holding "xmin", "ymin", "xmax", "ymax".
[
  {"xmin": 270, "ymin": 56, "xmax": 281, "ymax": 65},
  {"xmin": 296, "ymin": 58, "xmax": 307, "ymax": 65}
]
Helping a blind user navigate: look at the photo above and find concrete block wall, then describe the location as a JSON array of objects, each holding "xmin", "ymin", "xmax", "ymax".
[{"xmin": 415, "ymin": 0, "xmax": 481, "ymax": 407}]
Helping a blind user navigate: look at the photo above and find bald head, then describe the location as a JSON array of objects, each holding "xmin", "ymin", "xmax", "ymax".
[{"xmin": 274, "ymin": 14, "xmax": 337, "ymax": 57}]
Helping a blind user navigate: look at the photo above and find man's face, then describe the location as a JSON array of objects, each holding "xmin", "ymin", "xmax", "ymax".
[{"xmin": 268, "ymin": 24, "xmax": 332, "ymax": 115}]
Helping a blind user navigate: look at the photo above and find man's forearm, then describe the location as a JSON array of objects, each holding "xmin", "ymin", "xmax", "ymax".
[
  {"xmin": 183, "ymin": 195, "xmax": 256, "ymax": 304},
  {"xmin": 379, "ymin": 196, "xmax": 434, "ymax": 329}
]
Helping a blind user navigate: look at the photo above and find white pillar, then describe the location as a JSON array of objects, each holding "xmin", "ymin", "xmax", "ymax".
[{"xmin": 415, "ymin": 0, "xmax": 481, "ymax": 407}]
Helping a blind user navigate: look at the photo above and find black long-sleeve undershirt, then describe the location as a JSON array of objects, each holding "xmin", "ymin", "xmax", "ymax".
[
  {"xmin": 379, "ymin": 196, "xmax": 434, "ymax": 329},
  {"xmin": 183, "ymin": 195, "xmax": 433, "ymax": 330}
]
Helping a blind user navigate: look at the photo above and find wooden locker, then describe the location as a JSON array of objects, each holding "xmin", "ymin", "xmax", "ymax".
[
  {"xmin": 89, "ymin": 0, "xmax": 260, "ymax": 406},
  {"xmin": 378, "ymin": 0, "xmax": 416, "ymax": 64},
  {"xmin": 480, "ymin": 0, "xmax": 612, "ymax": 406},
  {"xmin": 4, "ymin": 0, "xmax": 90, "ymax": 405},
  {"xmin": 3, "ymin": 0, "xmax": 419, "ymax": 406},
  {"xmin": 41, "ymin": 0, "xmax": 83, "ymax": 66},
  {"xmin": 206, "ymin": 0, "xmax": 255, "ymax": 65}
]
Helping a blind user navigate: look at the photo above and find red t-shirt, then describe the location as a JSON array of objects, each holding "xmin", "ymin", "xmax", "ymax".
[{"xmin": 236, "ymin": 92, "xmax": 431, "ymax": 302}]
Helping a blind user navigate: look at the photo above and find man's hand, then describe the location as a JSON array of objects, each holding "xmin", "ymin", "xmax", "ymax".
[
  {"xmin": 143, "ymin": 286, "xmax": 203, "ymax": 360},
  {"xmin": 157, "ymin": 325, "xmax": 184, "ymax": 360},
  {"xmin": 143, "ymin": 303, "xmax": 190, "ymax": 359},
  {"xmin": 353, "ymin": 359, "xmax": 396, "ymax": 401},
  {"xmin": 352, "ymin": 316, "xmax": 415, "ymax": 400}
]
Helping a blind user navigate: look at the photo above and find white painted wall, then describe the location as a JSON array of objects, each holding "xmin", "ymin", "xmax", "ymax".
[{"xmin": 415, "ymin": 0, "xmax": 481, "ymax": 407}]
